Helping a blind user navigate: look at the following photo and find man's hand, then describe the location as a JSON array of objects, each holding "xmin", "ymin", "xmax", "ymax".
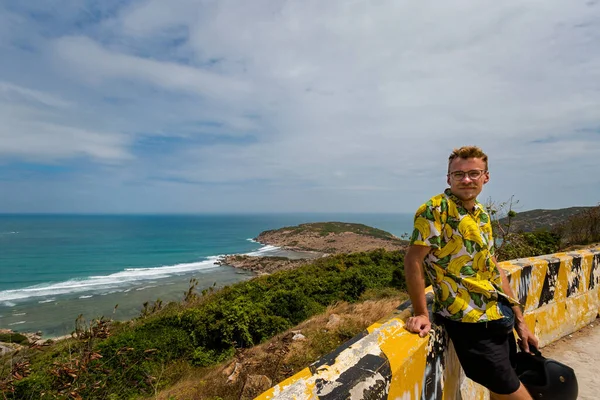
[
  {"xmin": 405, "ymin": 314, "xmax": 431, "ymax": 338},
  {"xmin": 404, "ymin": 245, "xmax": 432, "ymax": 338},
  {"xmin": 515, "ymin": 320, "xmax": 539, "ymax": 353}
]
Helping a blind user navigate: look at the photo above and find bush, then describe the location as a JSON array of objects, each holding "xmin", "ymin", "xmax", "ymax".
[{"xmin": 0, "ymin": 332, "xmax": 28, "ymax": 344}]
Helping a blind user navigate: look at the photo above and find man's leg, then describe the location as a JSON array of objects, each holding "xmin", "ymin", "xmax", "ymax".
[
  {"xmin": 490, "ymin": 383, "xmax": 532, "ymax": 400},
  {"xmin": 439, "ymin": 317, "xmax": 524, "ymax": 396}
]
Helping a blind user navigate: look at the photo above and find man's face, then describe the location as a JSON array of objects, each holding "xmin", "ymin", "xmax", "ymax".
[{"xmin": 447, "ymin": 157, "xmax": 489, "ymax": 203}]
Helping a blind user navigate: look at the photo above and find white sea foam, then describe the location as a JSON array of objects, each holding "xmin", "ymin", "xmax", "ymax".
[
  {"xmin": 245, "ymin": 245, "xmax": 280, "ymax": 256},
  {"xmin": 246, "ymin": 238, "xmax": 258, "ymax": 243},
  {"xmin": 0, "ymin": 257, "xmax": 222, "ymax": 303},
  {"xmin": 9, "ymin": 321, "xmax": 26, "ymax": 325},
  {"xmin": 78, "ymin": 295, "xmax": 93, "ymax": 299},
  {"xmin": 135, "ymin": 285, "xmax": 157, "ymax": 291},
  {"xmin": 38, "ymin": 299, "xmax": 55, "ymax": 304},
  {"xmin": 12, "ymin": 312, "xmax": 26, "ymax": 316}
]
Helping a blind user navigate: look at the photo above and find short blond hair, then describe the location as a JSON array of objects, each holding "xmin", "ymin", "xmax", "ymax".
[{"xmin": 448, "ymin": 146, "xmax": 488, "ymax": 172}]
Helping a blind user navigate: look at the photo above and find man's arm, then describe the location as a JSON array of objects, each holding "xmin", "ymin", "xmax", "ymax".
[
  {"xmin": 404, "ymin": 244, "xmax": 432, "ymax": 337},
  {"xmin": 495, "ymin": 257, "xmax": 539, "ymax": 353}
]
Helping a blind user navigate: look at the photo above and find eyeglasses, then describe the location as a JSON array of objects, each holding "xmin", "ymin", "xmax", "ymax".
[{"xmin": 448, "ymin": 169, "xmax": 487, "ymax": 181}]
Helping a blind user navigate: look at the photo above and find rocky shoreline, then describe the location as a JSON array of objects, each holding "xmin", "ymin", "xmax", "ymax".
[
  {"xmin": 216, "ymin": 254, "xmax": 316, "ymax": 275},
  {"xmin": 0, "ymin": 329, "xmax": 70, "ymax": 357}
]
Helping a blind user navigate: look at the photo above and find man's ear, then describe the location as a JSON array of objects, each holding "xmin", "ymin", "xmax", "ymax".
[
  {"xmin": 483, "ymin": 173, "xmax": 490, "ymax": 184},
  {"xmin": 447, "ymin": 175, "xmax": 451, "ymax": 186}
]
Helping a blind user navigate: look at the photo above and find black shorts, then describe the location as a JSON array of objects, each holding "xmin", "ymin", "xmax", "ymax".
[{"xmin": 435, "ymin": 309, "xmax": 520, "ymax": 395}]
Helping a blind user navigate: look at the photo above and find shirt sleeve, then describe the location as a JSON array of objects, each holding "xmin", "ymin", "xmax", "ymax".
[{"xmin": 409, "ymin": 202, "xmax": 442, "ymax": 249}]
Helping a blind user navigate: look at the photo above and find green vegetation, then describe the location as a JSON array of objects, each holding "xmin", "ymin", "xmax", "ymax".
[
  {"xmin": 1, "ymin": 249, "xmax": 405, "ymax": 399},
  {"xmin": 495, "ymin": 230, "xmax": 562, "ymax": 261},
  {"xmin": 489, "ymin": 198, "xmax": 599, "ymax": 261},
  {"xmin": 555, "ymin": 205, "xmax": 600, "ymax": 247},
  {"xmin": 0, "ymin": 333, "xmax": 28, "ymax": 345},
  {"xmin": 260, "ymin": 222, "xmax": 398, "ymax": 240}
]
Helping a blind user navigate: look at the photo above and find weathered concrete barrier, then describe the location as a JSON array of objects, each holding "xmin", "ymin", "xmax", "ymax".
[{"xmin": 256, "ymin": 246, "xmax": 600, "ymax": 399}]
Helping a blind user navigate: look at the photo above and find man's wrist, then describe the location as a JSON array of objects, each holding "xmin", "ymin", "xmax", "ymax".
[{"xmin": 514, "ymin": 315, "xmax": 527, "ymax": 326}]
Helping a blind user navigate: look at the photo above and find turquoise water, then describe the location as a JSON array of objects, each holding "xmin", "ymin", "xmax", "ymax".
[{"xmin": 0, "ymin": 213, "xmax": 413, "ymax": 336}]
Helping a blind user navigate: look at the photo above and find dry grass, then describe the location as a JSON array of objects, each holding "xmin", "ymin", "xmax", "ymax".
[
  {"xmin": 145, "ymin": 291, "xmax": 408, "ymax": 400},
  {"xmin": 560, "ymin": 242, "xmax": 600, "ymax": 251}
]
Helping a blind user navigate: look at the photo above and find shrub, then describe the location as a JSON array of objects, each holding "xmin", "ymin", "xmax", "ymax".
[
  {"xmin": 556, "ymin": 204, "xmax": 600, "ymax": 246},
  {"xmin": 0, "ymin": 332, "xmax": 28, "ymax": 344}
]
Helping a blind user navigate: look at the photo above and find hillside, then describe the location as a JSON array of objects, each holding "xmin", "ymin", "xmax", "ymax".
[
  {"xmin": 1, "ymin": 249, "xmax": 407, "ymax": 399},
  {"xmin": 255, "ymin": 222, "xmax": 407, "ymax": 253},
  {"xmin": 498, "ymin": 206, "xmax": 593, "ymax": 232}
]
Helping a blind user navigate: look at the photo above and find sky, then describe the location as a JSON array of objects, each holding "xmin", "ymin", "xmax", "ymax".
[{"xmin": 1, "ymin": 0, "xmax": 600, "ymax": 214}]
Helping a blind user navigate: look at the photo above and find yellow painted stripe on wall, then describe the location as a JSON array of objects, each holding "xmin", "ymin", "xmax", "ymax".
[
  {"xmin": 579, "ymin": 252, "xmax": 595, "ymax": 292},
  {"xmin": 508, "ymin": 267, "xmax": 520, "ymax": 290},
  {"xmin": 556, "ymin": 257, "xmax": 571, "ymax": 302},
  {"xmin": 525, "ymin": 259, "xmax": 547, "ymax": 311},
  {"xmin": 499, "ymin": 262, "xmax": 522, "ymax": 275},
  {"xmin": 531, "ymin": 302, "xmax": 567, "ymax": 347},
  {"xmin": 255, "ymin": 368, "xmax": 314, "ymax": 400},
  {"xmin": 378, "ymin": 330, "xmax": 428, "ymax": 399},
  {"xmin": 565, "ymin": 289, "xmax": 598, "ymax": 332}
]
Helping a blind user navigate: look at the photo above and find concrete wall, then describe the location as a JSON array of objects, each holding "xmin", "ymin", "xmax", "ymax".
[{"xmin": 256, "ymin": 246, "xmax": 600, "ymax": 400}]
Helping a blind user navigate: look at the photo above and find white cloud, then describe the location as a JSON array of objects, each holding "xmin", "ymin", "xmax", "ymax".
[
  {"xmin": 1, "ymin": 0, "xmax": 600, "ymax": 212},
  {"xmin": 52, "ymin": 36, "xmax": 251, "ymax": 102},
  {"xmin": 0, "ymin": 104, "xmax": 132, "ymax": 162},
  {"xmin": 0, "ymin": 81, "xmax": 71, "ymax": 108},
  {"xmin": 0, "ymin": 85, "xmax": 132, "ymax": 162}
]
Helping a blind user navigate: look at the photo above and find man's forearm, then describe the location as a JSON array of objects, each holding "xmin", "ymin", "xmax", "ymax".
[{"xmin": 405, "ymin": 257, "xmax": 428, "ymax": 316}]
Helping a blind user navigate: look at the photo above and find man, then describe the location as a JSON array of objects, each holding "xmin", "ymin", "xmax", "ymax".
[{"xmin": 404, "ymin": 146, "xmax": 539, "ymax": 399}]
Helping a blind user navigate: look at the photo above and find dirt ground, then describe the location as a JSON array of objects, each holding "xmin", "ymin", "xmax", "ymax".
[{"xmin": 541, "ymin": 318, "xmax": 600, "ymax": 399}]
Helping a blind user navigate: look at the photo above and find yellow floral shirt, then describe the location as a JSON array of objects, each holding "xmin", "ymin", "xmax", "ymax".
[{"xmin": 410, "ymin": 189, "xmax": 518, "ymax": 323}]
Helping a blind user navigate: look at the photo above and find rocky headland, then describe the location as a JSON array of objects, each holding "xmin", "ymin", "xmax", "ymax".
[
  {"xmin": 255, "ymin": 221, "xmax": 407, "ymax": 253},
  {"xmin": 218, "ymin": 222, "xmax": 407, "ymax": 274}
]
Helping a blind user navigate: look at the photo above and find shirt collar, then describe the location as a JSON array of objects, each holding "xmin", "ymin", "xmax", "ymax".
[{"xmin": 444, "ymin": 188, "xmax": 483, "ymax": 216}]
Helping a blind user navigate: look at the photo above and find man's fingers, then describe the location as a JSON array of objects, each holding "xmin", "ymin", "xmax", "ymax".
[
  {"xmin": 520, "ymin": 338, "xmax": 530, "ymax": 353},
  {"xmin": 405, "ymin": 316, "xmax": 431, "ymax": 337},
  {"xmin": 530, "ymin": 336, "xmax": 540, "ymax": 349}
]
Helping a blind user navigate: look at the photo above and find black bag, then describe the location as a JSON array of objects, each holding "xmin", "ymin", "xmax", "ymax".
[{"xmin": 514, "ymin": 347, "xmax": 578, "ymax": 400}]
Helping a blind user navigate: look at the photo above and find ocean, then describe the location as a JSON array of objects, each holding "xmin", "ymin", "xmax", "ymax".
[{"xmin": 0, "ymin": 213, "xmax": 413, "ymax": 337}]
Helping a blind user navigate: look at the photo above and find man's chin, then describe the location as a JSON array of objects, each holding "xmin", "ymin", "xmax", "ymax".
[{"xmin": 455, "ymin": 190, "xmax": 478, "ymax": 201}]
